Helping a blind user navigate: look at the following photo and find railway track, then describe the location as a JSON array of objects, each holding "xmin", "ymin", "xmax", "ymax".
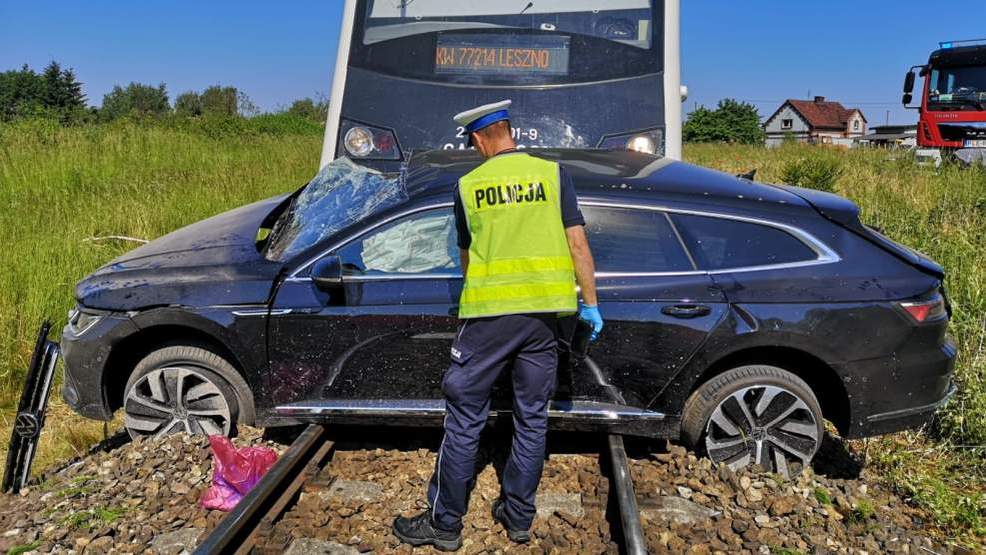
[{"xmin": 195, "ymin": 424, "xmax": 648, "ymax": 554}]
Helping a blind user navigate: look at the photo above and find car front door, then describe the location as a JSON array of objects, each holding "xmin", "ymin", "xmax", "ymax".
[
  {"xmin": 572, "ymin": 203, "xmax": 729, "ymax": 409},
  {"xmin": 266, "ymin": 204, "xmax": 463, "ymax": 409}
]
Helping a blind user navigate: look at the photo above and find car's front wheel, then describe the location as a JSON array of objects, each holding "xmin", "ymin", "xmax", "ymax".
[
  {"xmin": 123, "ymin": 346, "xmax": 242, "ymax": 440},
  {"xmin": 681, "ymin": 365, "xmax": 824, "ymax": 477}
]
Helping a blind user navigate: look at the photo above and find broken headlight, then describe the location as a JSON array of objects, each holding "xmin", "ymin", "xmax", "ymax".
[{"xmin": 67, "ymin": 306, "xmax": 104, "ymax": 337}]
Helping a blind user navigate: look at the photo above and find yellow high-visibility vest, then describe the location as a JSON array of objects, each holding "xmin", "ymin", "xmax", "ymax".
[{"xmin": 457, "ymin": 153, "xmax": 577, "ymax": 319}]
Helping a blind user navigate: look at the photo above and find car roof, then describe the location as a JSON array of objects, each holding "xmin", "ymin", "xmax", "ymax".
[{"xmin": 403, "ymin": 148, "xmax": 808, "ymax": 210}]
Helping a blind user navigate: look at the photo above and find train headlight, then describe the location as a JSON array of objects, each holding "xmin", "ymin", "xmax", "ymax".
[
  {"xmin": 627, "ymin": 135, "xmax": 657, "ymax": 154},
  {"xmin": 338, "ymin": 120, "xmax": 402, "ymax": 161},
  {"xmin": 597, "ymin": 129, "xmax": 664, "ymax": 156},
  {"xmin": 344, "ymin": 126, "xmax": 374, "ymax": 157}
]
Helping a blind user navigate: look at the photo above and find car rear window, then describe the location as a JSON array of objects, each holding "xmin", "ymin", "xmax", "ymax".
[
  {"xmin": 582, "ymin": 206, "xmax": 693, "ymax": 273},
  {"xmin": 671, "ymin": 214, "xmax": 817, "ymax": 271}
]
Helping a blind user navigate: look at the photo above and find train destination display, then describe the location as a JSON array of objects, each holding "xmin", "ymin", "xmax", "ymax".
[{"xmin": 435, "ymin": 34, "xmax": 570, "ymax": 75}]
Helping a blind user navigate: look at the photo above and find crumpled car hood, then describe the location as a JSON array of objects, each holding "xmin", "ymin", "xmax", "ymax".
[{"xmin": 76, "ymin": 195, "xmax": 288, "ymax": 310}]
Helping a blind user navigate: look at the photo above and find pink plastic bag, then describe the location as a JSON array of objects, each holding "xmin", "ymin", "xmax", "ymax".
[{"xmin": 200, "ymin": 435, "xmax": 278, "ymax": 511}]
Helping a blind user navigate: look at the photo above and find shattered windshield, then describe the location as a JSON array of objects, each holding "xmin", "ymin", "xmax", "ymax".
[
  {"xmin": 929, "ymin": 65, "xmax": 986, "ymax": 110},
  {"xmin": 363, "ymin": 0, "xmax": 654, "ymax": 49},
  {"xmin": 265, "ymin": 158, "xmax": 408, "ymax": 262}
]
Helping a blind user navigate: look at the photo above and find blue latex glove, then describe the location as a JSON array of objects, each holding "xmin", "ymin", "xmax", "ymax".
[{"xmin": 578, "ymin": 303, "xmax": 604, "ymax": 341}]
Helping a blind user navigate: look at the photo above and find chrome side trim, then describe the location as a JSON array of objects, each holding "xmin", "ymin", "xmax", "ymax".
[
  {"xmin": 335, "ymin": 273, "xmax": 460, "ymax": 283},
  {"xmin": 286, "ymin": 200, "xmax": 841, "ymax": 283},
  {"xmin": 231, "ymin": 309, "xmax": 293, "ymax": 317},
  {"xmin": 865, "ymin": 382, "xmax": 958, "ymax": 423},
  {"xmin": 275, "ymin": 399, "xmax": 666, "ymax": 421}
]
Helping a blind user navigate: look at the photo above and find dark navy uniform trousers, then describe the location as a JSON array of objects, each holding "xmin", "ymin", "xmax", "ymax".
[{"xmin": 427, "ymin": 313, "xmax": 558, "ymax": 532}]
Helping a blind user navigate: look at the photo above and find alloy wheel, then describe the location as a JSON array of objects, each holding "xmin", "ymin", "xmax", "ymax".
[
  {"xmin": 704, "ymin": 385, "xmax": 820, "ymax": 477},
  {"xmin": 124, "ymin": 366, "xmax": 232, "ymax": 439}
]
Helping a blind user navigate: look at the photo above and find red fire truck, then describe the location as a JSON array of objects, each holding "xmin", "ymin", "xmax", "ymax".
[{"xmin": 903, "ymin": 39, "xmax": 986, "ymax": 165}]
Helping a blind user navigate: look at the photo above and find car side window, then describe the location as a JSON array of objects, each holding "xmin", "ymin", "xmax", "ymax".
[
  {"xmin": 582, "ymin": 206, "xmax": 693, "ymax": 273},
  {"xmin": 335, "ymin": 208, "xmax": 461, "ymax": 276},
  {"xmin": 671, "ymin": 214, "xmax": 817, "ymax": 270}
]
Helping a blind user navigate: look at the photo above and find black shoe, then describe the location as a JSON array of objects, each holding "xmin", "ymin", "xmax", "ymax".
[
  {"xmin": 492, "ymin": 499, "xmax": 531, "ymax": 544},
  {"xmin": 393, "ymin": 510, "xmax": 463, "ymax": 552}
]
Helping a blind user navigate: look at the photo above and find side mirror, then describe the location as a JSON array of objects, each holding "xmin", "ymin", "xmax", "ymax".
[
  {"xmin": 902, "ymin": 93, "xmax": 913, "ymax": 106},
  {"xmin": 311, "ymin": 256, "xmax": 343, "ymax": 291},
  {"xmin": 903, "ymin": 71, "xmax": 916, "ymax": 94}
]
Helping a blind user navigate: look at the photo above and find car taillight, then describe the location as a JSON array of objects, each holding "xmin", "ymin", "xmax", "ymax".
[{"xmin": 899, "ymin": 294, "xmax": 947, "ymax": 323}]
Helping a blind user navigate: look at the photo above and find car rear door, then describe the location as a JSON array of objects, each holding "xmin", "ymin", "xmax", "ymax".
[
  {"xmin": 266, "ymin": 204, "xmax": 462, "ymax": 409},
  {"xmin": 572, "ymin": 203, "xmax": 729, "ymax": 409}
]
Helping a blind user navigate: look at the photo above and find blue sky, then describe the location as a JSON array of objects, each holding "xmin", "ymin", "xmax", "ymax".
[{"xmin": 3, "ymin": 1, "xmax": 985, "ymax": 125}]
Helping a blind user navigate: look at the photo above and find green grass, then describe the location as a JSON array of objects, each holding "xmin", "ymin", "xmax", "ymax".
[
  {"xmin": 55, "ymin": 475, "xmax": 97, "ymax": 498},
  {"xmin": 60, "ymin": 505, "xmax": 124, "ymax": 529},
  {"xmin": 846, "ymin": 498, "xmax": 877, "ymax": 525},
  {"xmin": 813, "ymin": 487, "xmax": 832, "ymax": 506},
  {"xmin": 0, "ymin": 117, "xmax": 322, "ymax": 468},
  {"xmin": 7, "ymin": 541, "xmax": 42, "ymax": 555},
  {"xmin": 0, "ymin": 123, "xmax": 982, "ymax": 545}
]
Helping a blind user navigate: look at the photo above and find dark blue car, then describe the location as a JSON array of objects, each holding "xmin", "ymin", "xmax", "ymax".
[{"xmin": 60, "ymin": 149, "xmax": 956, "ymax": 475}]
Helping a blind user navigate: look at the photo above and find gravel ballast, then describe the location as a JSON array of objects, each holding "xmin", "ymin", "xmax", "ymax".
[{"xmin": 0, "ymin": 426, "xmax": 957, "ymax": 554}]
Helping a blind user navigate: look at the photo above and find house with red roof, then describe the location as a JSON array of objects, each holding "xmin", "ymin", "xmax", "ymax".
[{"xmin": 763, "ymin": 96, "xmax": 867, "ymax": 148}]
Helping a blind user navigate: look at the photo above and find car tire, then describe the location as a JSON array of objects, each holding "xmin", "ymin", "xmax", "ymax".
[
  {"xmin": 681, "ymin": 365, "xmax": 824, "ymax": 477},
  {"xmin": 123, "ymin": 346, "xmax": 246, "ymax": 440}
]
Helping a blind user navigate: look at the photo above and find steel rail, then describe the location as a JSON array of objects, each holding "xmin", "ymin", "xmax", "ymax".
[
  {"xmin": 194, "ymin": 424, "xmax": 333, "ymax": 555},
  {"xmin": 607, "ymin": 434, "xmax": 647, "ymax": 555},
  {"xmin": 195, "ymin": 426, "xmax": 647, "ymax": 553}
]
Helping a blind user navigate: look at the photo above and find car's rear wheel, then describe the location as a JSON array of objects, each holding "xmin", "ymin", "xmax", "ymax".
[
  {"xmin": 681, "ymin": 365, "xmax": 824, "ymax": 477},
  {"xmin": 123, "ymin": 346, "xmax": 242, "ymax": 440}
]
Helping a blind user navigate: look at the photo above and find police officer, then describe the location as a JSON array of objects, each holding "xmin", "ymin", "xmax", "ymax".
[{"xmin": 393, "ymin": 100, "xmax": 604, "ymax": 551}]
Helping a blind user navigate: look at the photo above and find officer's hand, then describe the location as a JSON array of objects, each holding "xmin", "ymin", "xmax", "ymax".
[{"xmin": 578, "ymin": 303, "xmax": 604, "ymax": 342}]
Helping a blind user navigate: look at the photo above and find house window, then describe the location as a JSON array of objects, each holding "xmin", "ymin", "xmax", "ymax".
[
  {"xmin": 781, "ymin": 119, "xmax": 793, "ymax": 130},
  {"xmin": 853, "ymin": 120, "xmax": 860, "ymax": 131}
]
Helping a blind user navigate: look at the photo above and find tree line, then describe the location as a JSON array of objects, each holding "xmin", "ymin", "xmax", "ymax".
[
  {"xmin": 0, "ymin": 61, "xmax": 328, "ymax": 124},
  {"xmin": 3, "ymin": 61, "xmax": 764, "ymax": 143}
]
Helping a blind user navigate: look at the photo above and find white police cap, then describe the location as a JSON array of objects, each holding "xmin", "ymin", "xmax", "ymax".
[{"xmin": 453, "ymin": 99, "xmax": 512, "ymax": 134}]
